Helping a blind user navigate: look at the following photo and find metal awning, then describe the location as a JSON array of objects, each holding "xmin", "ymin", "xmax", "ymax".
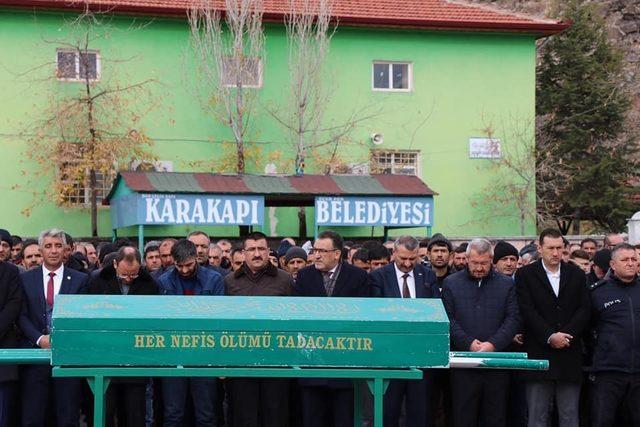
[{"xmin": 104, "ymin": 171, "xmax": 437, "ymax": 207}]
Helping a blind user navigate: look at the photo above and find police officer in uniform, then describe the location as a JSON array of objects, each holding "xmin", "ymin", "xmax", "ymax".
[{"xmin": 589, "ymin": 243, "xmax": 640, "ymax": 426}]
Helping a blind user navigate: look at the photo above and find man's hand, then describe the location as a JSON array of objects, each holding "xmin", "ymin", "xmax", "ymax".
[
  {"xmin": 38, "ymin": 335, "xmax": 51, "ymax": 349},
  {"xmin": 478, "ymin": 342, "xmax": 495, "ymax": 352},
  {"xmin": 470, "ymin": 339, "xmax": 483, "ymax": 352},
  {"xmin": 549, "ymin": 332, "xmax": 573, "ymax": 349},
  {"xmin": 513, "ymin": 334, "xmax": 524, "ymax": 345}
]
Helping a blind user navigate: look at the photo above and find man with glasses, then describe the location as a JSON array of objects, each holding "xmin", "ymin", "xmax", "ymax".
[
  {"xmin": 157, "ymin": 239, "xmax": 224, "ymax": 427},
  {"xmin": 87, "ymin": 246, "xmax": 157, "ymax": 426},
  {"xmin": 224, "ymin": 231, "xmax": 294, "ymax": 427},
  {"xmin": 295, "ymin": 230, "xmax": 369, "ymax": 427},
  {"xmin": 442, "ymin": 238, "xmax": 520, "ymax": 427}
]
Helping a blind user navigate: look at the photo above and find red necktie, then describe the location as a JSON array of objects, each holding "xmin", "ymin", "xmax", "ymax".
[
  {"xmin": 402, "ymin": 273, "xmax": 411, "ymax": 298},
  {"xmin": 47, "ymin": 272, "xmax": 55, "ymax": 308}
]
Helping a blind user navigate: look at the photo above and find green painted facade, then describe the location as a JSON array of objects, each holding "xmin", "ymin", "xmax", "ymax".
[{"xmin": 0, "ymin": 8, "xmax": 538, "ymax": 238}]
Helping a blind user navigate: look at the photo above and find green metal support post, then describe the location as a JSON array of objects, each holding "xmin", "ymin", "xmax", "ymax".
[
  {"xmin": 86, "ymin": 375, "xmax": 110, "ymax": 427},
  {"xmin": 373, "ymin": 378, "xmax": 384, "ymax": 427},
  {"xmin": 138, "ymin": 224, "xmax": 144, "ymax": 250},
  {"xmin": 353, "ymin": 381, "xmax": 361, "ymax": 426}
]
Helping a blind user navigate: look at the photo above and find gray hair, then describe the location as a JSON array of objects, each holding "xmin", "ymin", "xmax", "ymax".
[
  {"xmin": 394, "ymin": 236, "xmax": 419, "ymax": 252},
  {"xmin": 38, "ymin": 228, "xmax": 66, "ymax": 247},
  {"xmin": 466, "ymin": 238, "xmax": 493, "ymax": 257},
  {"xmin": 611, "ymin": 243, "xmax": 637, "ymax": 260},
  {"xmin": 209, "ymin": 243, "xmax": 222, "ymax": 253},
  {"xmin": 144, "ymin": 240, "xmax": 161, "ymax": 251}
]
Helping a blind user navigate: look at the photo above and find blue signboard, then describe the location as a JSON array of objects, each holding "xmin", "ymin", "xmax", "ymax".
[
  {"xmin": 111, "ymin": 193, "xmax": 265, "ymax": 228},
  {"xmin": 315, "ymin": 196, "xmax": 433, "ymax": 227}
]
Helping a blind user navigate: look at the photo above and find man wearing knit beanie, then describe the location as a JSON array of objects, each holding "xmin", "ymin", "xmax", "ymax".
[
  {"xmin": 493, "ymin": 240, "xmax": 519, "ymax": 276},
  {"xmin": 283, "ymin": 246, "xmax": 307, "ymax": 279},
  {"xmin": 0, "ymin": 229, "xmax": 12, "ymax": 262}
]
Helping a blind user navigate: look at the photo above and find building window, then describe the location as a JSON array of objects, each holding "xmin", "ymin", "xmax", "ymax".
[
  {"xmin": 370, "ymin": 150, "xmax": 420, "ymax": 175},
  {"xmin": 372, "ymin": 62, "xmax": 411, "ymax": 91},
  {"xmin": 58, "ymin": 160, "xmax": 115, "ymax": 205},
  {"xmin": 56, "ymin": 49, "xmax": 100, "ymax": 81},
  {"xmin": 221, "ymin": 56, "xmax": 262, "ymax": 88}
]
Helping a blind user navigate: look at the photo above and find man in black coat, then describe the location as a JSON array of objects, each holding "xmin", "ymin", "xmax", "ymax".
[
  {"xmin": 87, "ymin": 246, "xmax": 158, "ymax": 427},
  {"xmin": 294, "ymin": 230, "xmax": 369, "ymax": 427},
  {"xmin": 0, "ymin": 229, "xmax": 23, "ymax": 427},
  {"xmin": 515, "ymin": 228, "xmax": 590, "ymax": 427},
  {"xmin": 589, "ymin": 243, "xmax": 640, "ymax": 426},
  {"xmin": 370, "ymin": 235, "xmax": 437, "ymax": 427},
  {"xmin": 442, "ymin": 238, "xmax": 520, "ymax": 427}
]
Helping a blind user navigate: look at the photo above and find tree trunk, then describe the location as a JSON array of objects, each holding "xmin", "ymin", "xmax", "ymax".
[
  {"xmin": 298, "ymin": 207, "xmax": 307, "ymax": 239},
  {"xmin": 572, "ymin": 209, "xmax": 581, "ymax": 235},
  {"xmin": 89, "ymin": 168, "xmax": 98, "ymax": 237}
]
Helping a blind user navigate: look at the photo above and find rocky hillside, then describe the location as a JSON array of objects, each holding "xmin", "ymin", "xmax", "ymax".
[{"xmin": 471, "ymin": 0, "xmax": 640, "ymax": 127}]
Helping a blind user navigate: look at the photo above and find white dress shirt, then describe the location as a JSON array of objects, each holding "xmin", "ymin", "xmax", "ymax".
[
  {"xmin": 42, "ymin": 264, "xmax": 64, "ymax": 300},
  {"xmin": 394, "ymin": 264, "xmax": 415, "ymax": 298},
  {"xmin": 542, "ymin": 260, "xmax": 561, "ymax": 297},
  {"xmin": 38, "ymin": 264, "xmax": 64, "ymax": 346}
]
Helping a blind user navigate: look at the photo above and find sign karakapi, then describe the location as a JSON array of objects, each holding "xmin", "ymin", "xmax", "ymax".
[
  {"xmin": 110, "ymin": 193, "xmax": 265, "ymax": 228},
  {"xmin": 315, "ymin": 196, "xmax": 433, "ymax": 227}
]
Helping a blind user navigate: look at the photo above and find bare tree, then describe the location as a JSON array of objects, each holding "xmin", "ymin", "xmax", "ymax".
[
  {"xmin": 261, "ymin": 0, "xmax": 380, "ymax": 175},
  {"xmin": 188, "ymin": 0, "xmax": 265, "ymax": 173},
  {"xmin": 469, "ymin": 118, "xmax": 568, "ymax": 235},
  {"xmin": 19, "ymin": 5, "xmax": 157, "ymax": 236}
]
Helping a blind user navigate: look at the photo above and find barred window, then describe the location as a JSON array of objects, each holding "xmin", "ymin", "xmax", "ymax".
[
  {"xmin": 370, "ymin": 150, "xmax": 420, "ymax": 175},
  {"xmin": 58, "ymin": 149, "xmax": 115, "ymax": 206},
  {"xmin": 56, "ymin": 49, "xmax": 100, "ymax": 81}
]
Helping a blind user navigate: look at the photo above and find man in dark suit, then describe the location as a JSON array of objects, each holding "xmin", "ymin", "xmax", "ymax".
[
  {"xmin": 442, "ymin": 238, "xmax": 520, "ymax": 427},
  {"xmin": 88, "ymin": 246, "xmax": 158, "ymax": 427},
  {"xmin": 295, "ymin": 230, "xmax": 369, "ymax": 427},
  {"xmin": 19, "ymin": 228, "xmax": 88, "ymax": 427},
  {"xmin": 0, "ymin": 229, "xmax": 23, "ymax": 427},
  {"xmin": 370, "ymin": 235, "xmax": 437, "ymax": 427},
  {"xmin": 515, "ymin": 228, "xmax": 590, "ymax": 427}
]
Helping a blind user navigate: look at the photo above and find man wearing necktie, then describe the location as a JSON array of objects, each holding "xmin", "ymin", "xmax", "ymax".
[
  {"xmin": 294, "ymin": 230, "xmax": 369, "ymax": 427},
  {"xmin": 370, "ymin": 236, "xmax": 437, "ymax": 427},
  {"xmin": 19, "ymin": 228, "xmax": 88, "ymax": 427}
]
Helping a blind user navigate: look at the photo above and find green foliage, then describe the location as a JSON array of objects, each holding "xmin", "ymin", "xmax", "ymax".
[{"xmin": 536, "ymin": 0, "xmax": 638, "ymax": 232}]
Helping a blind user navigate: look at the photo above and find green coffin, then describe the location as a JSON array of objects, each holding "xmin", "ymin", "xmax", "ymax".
[{"xmin": 51, "ymin": 295, "xmax": 449, "ymax": 368}]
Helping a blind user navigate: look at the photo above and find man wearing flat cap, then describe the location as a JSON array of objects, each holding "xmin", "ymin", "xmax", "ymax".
[{"xmin": 493, "ymin": 241, "xmax": 519, "ymax": 277}]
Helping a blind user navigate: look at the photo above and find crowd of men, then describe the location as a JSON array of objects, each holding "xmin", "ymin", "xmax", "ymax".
[{"xmin": 0, "ymin": 226, "xmax": 639, "ymax": 427}]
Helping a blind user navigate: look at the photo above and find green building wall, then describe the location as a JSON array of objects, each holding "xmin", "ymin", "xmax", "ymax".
[{"xmin": 0, "ymin": 8, "xmax": 537, "ymax": 239}]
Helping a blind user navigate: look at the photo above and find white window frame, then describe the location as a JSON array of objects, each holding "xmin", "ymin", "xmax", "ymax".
[
  {"xmin": 58, "ymin": 167, "xmax": 116, "ymax": 206},
  {"xmin": 371, "ymin": 61, "xmax": 413, "ymax": 92},
  {"xmin": 221, "ymin": 56, "xmax": 263, "ymax": 89},
  {"xmin": 56, "ymin": 49, "xmax": 101, "ymax": 82},
  {"xmin": 370, "ymin": 149, "xmax": 421, "ymax": 176}
]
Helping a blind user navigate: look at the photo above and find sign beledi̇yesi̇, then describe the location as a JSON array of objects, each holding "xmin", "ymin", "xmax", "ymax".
[{"xmin": 315, "ymin": 196, "xmax": 432, "ymax": 227}]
